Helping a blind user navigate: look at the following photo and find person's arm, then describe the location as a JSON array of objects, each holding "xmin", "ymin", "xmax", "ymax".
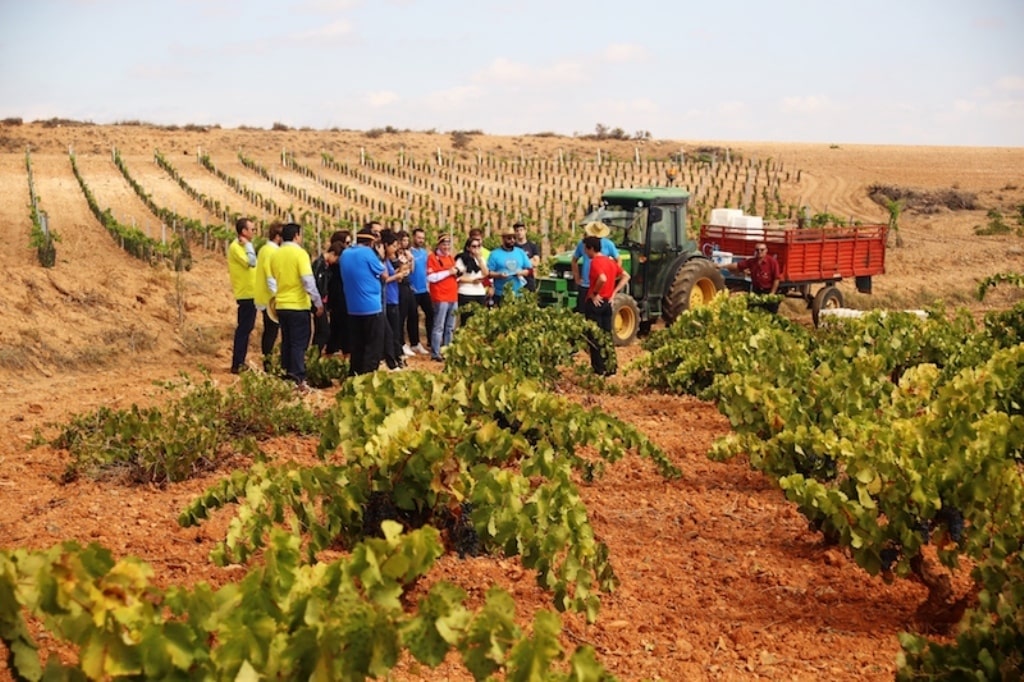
[
  {"xmin": 427, "ymin": 259, "xmax": 458, "ymax": 283},
  {"xmin": 244, "ymin": 241, "xmax": 256, "ymax": 268},
  {"xmin": 589, "ymin": 274, "xmax": 608, "ymax": 303},
  {"xmin": 769, "ymin": 258, "xmax": 781, "ymax": 294},
  {"xmin": 611, "ymin": 266, "xmax": 630, "ymax": 298},
  {"xmin": 300, "ymin": 273, "xmax": 324, "ymax": 312},
  {"xmin": 570, "ymin": 242, "xmax": 583, "ymax": 284},
  {"xmin": 518, "ymin": 250, "xmax": 531, "ymax": 277}
]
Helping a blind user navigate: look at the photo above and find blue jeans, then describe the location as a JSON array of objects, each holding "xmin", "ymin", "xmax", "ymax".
[{"xmin": 430, "ymin": 301, "xmax": 458, "ymax": 359}]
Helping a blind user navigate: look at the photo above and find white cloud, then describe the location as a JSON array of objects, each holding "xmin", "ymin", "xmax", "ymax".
[
  {"xmin": 780, "ymin": 95, "xmax": 834, "ymax": 114},
  {"xmin": 128, "ymin": 64, "xmax": 192, "ymax": 81},
  {"xmin": 953, "ymin": 99, "xmax": 977, "ymax": 113},
  {"xmin": 364, "ymin": 90, "xmax": 399, "ymax": 107},
  {"xmin": 603, "ymin": 43, "xmax": 649, "ymax": 63},
  {"xmin": 474, "ymin": 57, "xmax": 588, "ymax": 87},
  {"xmin": 995, "ymin": 75, "xmax": 1024, "ymax": 92},
  {"xmin": 289, "ymin": 20, "xmax": 353, "ymax": 43},
  {"xmin": 295, "ymin": 0, "xmax": 360, "ymax": 12},
  {"xmin": 717, "ymin": 100, "xmax": 748, "ymax": 116},
  {"xmin": 421, "ymin": 85, "xmax": 484, "ymax": 111}
]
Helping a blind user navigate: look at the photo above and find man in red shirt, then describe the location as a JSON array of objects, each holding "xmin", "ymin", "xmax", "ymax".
[
  {"xmin": 583, "ymin": 235, "xmax": 630, "ymax": 375},
  {"xmin": 726, "ymin": 242, "xmax": 781, "ymax": 313}
]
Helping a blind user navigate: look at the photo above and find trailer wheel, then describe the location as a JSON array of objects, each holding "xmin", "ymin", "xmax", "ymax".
[
  {"xmin": 663, "ymin": 259, "xmax": 725, "ymax": 325},
  {"xmin": 812, "ymin": 286, "xmax": 844, "ymax": 327},
  {"xmin": 611, "ymin": 293, "xmax": 640, "ymax": 346}
]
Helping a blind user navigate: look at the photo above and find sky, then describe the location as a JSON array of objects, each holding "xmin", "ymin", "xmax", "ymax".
[{"xmin": 1, "ymin": 0, "xmax": 1022, "ymax": 147}]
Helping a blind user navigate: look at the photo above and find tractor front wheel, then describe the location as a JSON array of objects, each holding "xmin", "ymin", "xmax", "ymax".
[
  {"xmin": 663, "ymin": 259, "xmax": 725, "ymax": 326},
  {"xmin": 611, "ymin": 293, "xmax": 641, "ymax": 346}
]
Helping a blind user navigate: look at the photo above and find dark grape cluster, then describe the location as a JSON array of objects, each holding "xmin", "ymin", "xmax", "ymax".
[
  {"xmin": 936, "ymin": 506, "xmax": 966, "ymax": 545},
  {"xmin": 361, "ymin": 490, "xmax": 400, "ymax": 538},
  {"xmin": 439, "ymin": 502, "xmax": 482, "ymax": 558},
  {"xmin": 915, "ymin": 517, "xmax": 933, "ymax": 545},
  {"xmin": 794, "ymin": 453, "xmax": 838, "ymax": 480},
  {"xmin": 880, "ymin": 546, "xmax": 900, "ymax": 572}
]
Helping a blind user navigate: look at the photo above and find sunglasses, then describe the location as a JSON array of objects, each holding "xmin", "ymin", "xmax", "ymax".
[{"xmin": 470, "ymin": 242, "xmax": 481, "ymax": 247}]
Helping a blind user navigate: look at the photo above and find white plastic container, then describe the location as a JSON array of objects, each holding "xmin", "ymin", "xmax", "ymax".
[
  {"xmin": 729, "ymin": 214, "xmax": 764, "ymax": 239},
  {"xmin": 730, "ymin": 215, "xmax": 763, "ymax": 229},
  {"xmin": 711, "ymin": 251, "xmax": 733, "ymax": 266},
  {"xmin": 710, "ymin": 208, "xmax": 743, "ymax": 226}
]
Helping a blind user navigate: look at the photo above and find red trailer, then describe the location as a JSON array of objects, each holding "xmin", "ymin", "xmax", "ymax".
[{"xmin": 699, "ymin": 223, "xmax": 888, "ymax": 325}]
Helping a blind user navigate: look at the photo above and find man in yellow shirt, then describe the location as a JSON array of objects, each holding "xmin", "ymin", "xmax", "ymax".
[
  {"xmin": 228, "ymin": 217, "xmax": 257, "ymax": 374},
  {"xmin": 270, "ymin": 223, "xmax": 324, "ymax": 392},
  {"xmin": 253, "ymin": 222, "xmax": 283, "ymax": 373}
]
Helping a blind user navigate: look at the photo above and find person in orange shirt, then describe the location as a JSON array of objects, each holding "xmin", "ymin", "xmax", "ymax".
[{"xmin": 426, "ymin": 235, "xmax": 459, "ymax": 361}]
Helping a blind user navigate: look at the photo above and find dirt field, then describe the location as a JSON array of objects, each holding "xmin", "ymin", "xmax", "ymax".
[{"xmin": 0, "ymin": 122, "xmax": 1022, "ymax": 680}]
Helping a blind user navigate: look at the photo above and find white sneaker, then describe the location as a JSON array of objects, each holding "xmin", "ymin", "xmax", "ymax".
[
  {"xmin": 402, "ymin": 344, "xmax": 416, "ymax": 357},
  {"xmin": 414, "ymin": 343, "xmax": 429, "ymax": 355}
]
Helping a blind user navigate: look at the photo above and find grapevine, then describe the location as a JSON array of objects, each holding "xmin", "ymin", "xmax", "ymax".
[
  {"xmin": 0, "ymin": 526, "xmax": 615, "ymax": 680},
  {"xmin": 181, "ymin": 369, "xmax": 675, "ymax": 620},
  {"xmin": 633, "ymin": 290, "xmax": 1024, "ymax": 678}
]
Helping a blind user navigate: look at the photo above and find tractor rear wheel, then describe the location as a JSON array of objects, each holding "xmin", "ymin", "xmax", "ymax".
[
  {"xmin": 812, "ymin": 285, "xmax": 843, "ymax": 327},
  {"xmin": 663, "ymin": 259, "xmax": 725, "ymax": 325},
  {"xmin": 611, "ymin": 293, "xmax": 640, "ymax": 346}
]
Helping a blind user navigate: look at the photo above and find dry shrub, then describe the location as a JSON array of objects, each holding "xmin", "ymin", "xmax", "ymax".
[{"xmin": 868, "ymin": 184, "xmax": 979, "ymax": 213}]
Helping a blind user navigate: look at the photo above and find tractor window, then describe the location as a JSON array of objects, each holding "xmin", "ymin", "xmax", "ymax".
[
  {"xmin": 582, "ymin": 203, "xmax": 647, "ymax": 247},
  {"xmin": 623, "ymin": 206, "xmax": 647, "ymax": 247},
  {"xmin": 648, "ymin": 207, "xmax": 672, "ymax": 254}
]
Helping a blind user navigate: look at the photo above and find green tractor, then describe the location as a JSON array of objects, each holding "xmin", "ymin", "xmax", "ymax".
[{"xmin": 537, "ymin": 187, "xmax": 725, "ymax": 345}]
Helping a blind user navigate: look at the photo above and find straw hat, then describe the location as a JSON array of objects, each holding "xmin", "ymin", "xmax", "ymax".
[
  {"xmin": 266, "ymin": 297, "xmax": 279, "ymax": 324},
  {"xmin": 583, "ymin": 221, "xmax": 610, "ymax": 238}
]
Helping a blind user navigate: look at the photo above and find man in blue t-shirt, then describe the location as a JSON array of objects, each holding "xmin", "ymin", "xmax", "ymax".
[
  {"xmin": 341, "ymin": 225, "xmax": 386, "ymax": 375},
  {"xmin": 407, "ymin": 228, "xmax": 433, "ymax": 354},
  {"xmin": 571, "ymin": 221, "xmax": 620, "ymax": 313},
  {"xmin": 486, "ymin": 227, "xmax": 533, "ymax": 306}
]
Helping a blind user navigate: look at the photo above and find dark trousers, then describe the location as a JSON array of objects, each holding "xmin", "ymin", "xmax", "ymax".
[
  {"xmin": 399, "ymin": 285, "xmax": 416, "ymax": 347},
  {"xmin": 584, "ymin": 298, "xmax": 614, "ymax": 376},
  {"xmin": 260, "ymin": 309, "xmax": 279, "ymax": 371},
  {"xmin": 411, "ymin": 291, "xmax": 434, "ymax": 347},
  {"xmin": 326, "ymin": 287, "xmax": 350, "ymax": 355},
  {"xmin": 278, "ymin": 309, "xmax": 311, "ymax": 384},
  {"xmin": 348, "ymin": 312, "xmax": 386, "ymax": 376},
  {"xmin": 312, "ymin": 305, "xmax": 329, "ymax": 351},
  {"xmin": 384, "ymin": 303, "xmax": 402, "ymax": 369},
  {"xmin": 575, "ymin": 286, "xmax": 589, "ymax": 314},
  {"xmin": 232, "ymin": 299, "xmax": 256, "ymax": 370},
  {"xmin": 458, "ymin": 293, "xmax": 487, "ymax": 326}
]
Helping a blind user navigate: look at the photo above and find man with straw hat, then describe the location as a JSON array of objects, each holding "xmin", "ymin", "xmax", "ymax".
[
  {"xmin": 570, "ymin": 221, "xmax": 620, "ymax": 313},
  {"xmin": 487, "ymin": 225, "xmax": 532, "ymax": 306}
]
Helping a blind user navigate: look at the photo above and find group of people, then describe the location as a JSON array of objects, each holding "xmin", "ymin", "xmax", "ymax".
[
  {"xmin": 227, "ymin": 213, "xmax": 782, "ymax": 388},
  {"xmin": 227, "ymin": 217, "xmax": 543, "ymax": 390}
]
